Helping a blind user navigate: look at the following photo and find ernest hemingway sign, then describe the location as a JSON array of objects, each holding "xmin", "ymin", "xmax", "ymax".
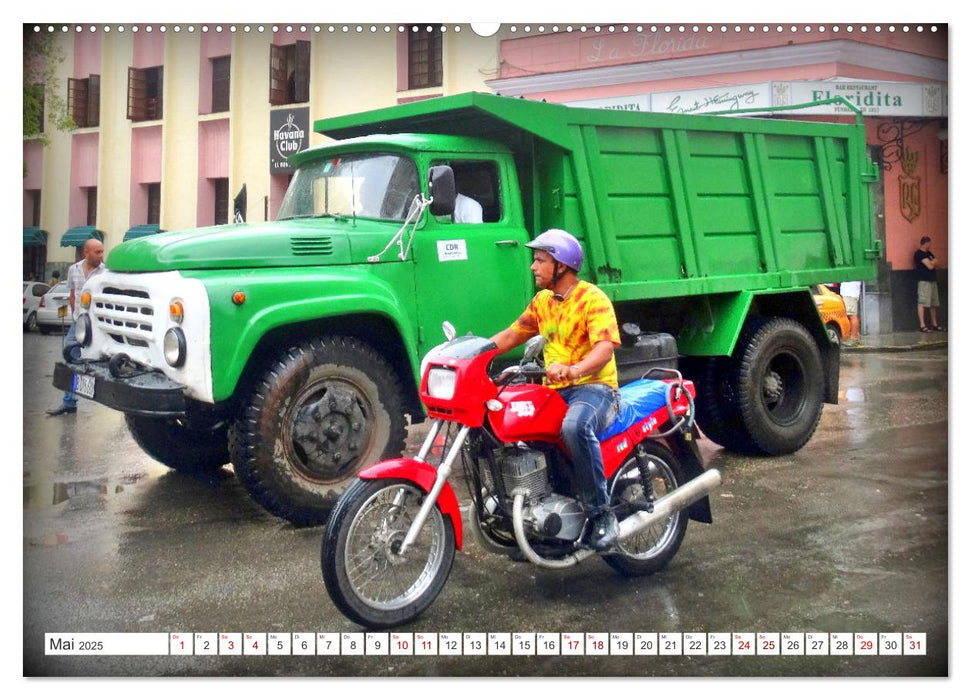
[{"xmin": 270, "ymin": 107, "xmax": 310, "ymax": 174}]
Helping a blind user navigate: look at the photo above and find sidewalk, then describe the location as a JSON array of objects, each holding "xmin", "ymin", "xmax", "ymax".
[{"xmin": 841, "ymin": 330, "xmax": 948, "ymax": 353}]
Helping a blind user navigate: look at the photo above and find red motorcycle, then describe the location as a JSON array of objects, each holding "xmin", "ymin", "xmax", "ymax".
[{"xmin": 321, "ymin": 326, "xmax": 722, "ymax": 628}]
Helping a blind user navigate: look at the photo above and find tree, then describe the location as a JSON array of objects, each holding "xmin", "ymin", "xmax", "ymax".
[{"xmin": 23, "ymin": 27, "xmax": 74, "ymax": 149}]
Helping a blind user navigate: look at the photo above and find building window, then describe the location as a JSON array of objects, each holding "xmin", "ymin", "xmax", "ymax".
[
  {"xmin": 26, "ymin": 190, "xmax": 42, "ymax": 226},
  {"xmin": 270, "ymin": 41, "xmax": 311, "ymax": 105},
  {"xmin": 407, "ymin": 26, "xmax": 442, "ymax": 90},
  {"xmin": 127, "ymin": 66, "xmax": 164, "ymax": 121},
  {"xmin": 67, "ymin": 75, "xmax": 100, "ymax": 128},
  {"xmin": 213, "ymin": 178, "xmax": 229, "ymax": 225},
  {"xmin": 211, "ymin": 56, "xmax": 231, "ymax": 113},
  {"xmin": 147, "ymin": 183, "xmax": 161, "ymax": 225},
  {"xmin": 85, "ymin": 187, "xmax": 98, "ymax": 226}
]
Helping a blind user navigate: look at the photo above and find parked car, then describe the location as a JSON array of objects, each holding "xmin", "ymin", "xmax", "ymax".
[
  {"xmin": 36, "ymin": 281, "xmax": 71, "ymax": 335},
  {"xmin": 813, "ymin": 284, "xmax": 850, "ymax": 344},
  {"xmin": 23, "ymin": 281, "xmax": 51, "ymax": 332}
]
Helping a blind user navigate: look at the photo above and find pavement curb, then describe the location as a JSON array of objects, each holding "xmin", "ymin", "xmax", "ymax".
[{"xmin": 841, "ymin": 340, "xmax": 948, "ymax": 353}]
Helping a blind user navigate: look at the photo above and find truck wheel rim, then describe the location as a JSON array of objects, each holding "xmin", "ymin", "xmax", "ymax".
[
  {"xmin": 760, "ymin": 351, "xmax": 806, "ymax": 425},
  {"xmin": 286, "ymin": 377, "xmax": 376, "ymax": 483}
]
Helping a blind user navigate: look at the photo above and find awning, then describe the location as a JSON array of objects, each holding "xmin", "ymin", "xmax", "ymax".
[
  {"xmin": 23, "ymin": 227, "xmax": 48, "ymax": 247},
  {"xmin": 123, "ymin": 224, "xmax": 164, "ymax": 241},
  {"xmin": 60, "ymin": 226, "xmax": 103, "ymax": 247}
]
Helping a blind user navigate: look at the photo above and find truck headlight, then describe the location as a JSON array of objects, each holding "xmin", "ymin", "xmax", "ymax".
[
  {"xmin": 163, "ymin": 327, "xmax": 187, "ymax": 367},
  {"xmin": 427, "ymin": 367, "xmax": 457, "ymax": 400},
  {"xmin": 75, "ymin": 314, "xmax": 92, "ymax": 346}
]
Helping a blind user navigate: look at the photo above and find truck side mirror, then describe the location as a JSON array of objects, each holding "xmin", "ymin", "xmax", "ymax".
[{"xmin": 428, "ymin": 166, "xmax": 456, "ymax": 217}]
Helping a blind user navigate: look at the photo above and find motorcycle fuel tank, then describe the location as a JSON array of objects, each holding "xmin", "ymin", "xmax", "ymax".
[{"xmin": 488, "ymin": 383, "xmax": 567, "ymax": 444}]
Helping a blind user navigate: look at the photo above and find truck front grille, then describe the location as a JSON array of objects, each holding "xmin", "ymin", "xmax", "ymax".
[{"xmin": 92, "ymin": 287, "xmax": 155, "ymax": 347}]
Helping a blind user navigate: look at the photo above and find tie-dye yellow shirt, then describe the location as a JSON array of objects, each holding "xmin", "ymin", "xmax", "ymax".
[{"xmin": 510, "ymin": 280, "xmax": 620, "ymax": 390}]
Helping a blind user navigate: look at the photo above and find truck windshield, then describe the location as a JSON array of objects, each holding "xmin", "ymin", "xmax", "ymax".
[{"xmin": 278, "ymin": 153, "xmax": 421, "ymax": 223}]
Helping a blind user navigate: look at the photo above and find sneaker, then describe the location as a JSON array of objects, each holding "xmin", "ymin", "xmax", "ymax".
[
  {"xmin": 46, "ymin": 405, "xmax": 77, "ymax": 416},
  {"xmin": 587, "ymin": 510, "xmax": 619, "ymax": 551}
]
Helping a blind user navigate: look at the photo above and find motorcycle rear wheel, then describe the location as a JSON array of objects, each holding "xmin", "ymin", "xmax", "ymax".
[
  {"xmin": 602, "ymin": 441, "xmax": 688, "ymax": 577},
  {"xmin": 322, "ymin": 478, "xmax": 456, "ymax": 629}
]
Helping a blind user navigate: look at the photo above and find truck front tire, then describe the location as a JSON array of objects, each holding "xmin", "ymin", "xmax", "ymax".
[
  {"xmin": 124, "ymin": 414, "xmax": 230, "ymax": 473},
  {"xmin": 231, "ymin": 337, "xmax": 408, "ymax": 526}
]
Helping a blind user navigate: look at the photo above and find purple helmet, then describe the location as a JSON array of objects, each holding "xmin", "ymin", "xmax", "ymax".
[{"xmin": 526, "ymin": 229, "xmax": 584, "ymax": 271}]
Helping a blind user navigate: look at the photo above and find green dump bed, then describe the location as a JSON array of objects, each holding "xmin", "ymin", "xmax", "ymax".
[{"xmin": 317, "ymin": 92, "xmax": 878, "ymax": 301}]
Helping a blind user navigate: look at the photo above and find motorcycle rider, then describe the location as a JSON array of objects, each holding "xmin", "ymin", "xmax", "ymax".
[{"xmin": 490, "ymin": 229, "xmax": 622, "ymax": 550}]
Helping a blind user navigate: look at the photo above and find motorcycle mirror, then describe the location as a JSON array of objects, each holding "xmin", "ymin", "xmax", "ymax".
[
  {"xmin": 442, "ymin": 321, "xmax": 456, "ymax": 341},
  {"xmin": 523, "ymin": 335, "xmax": 545, "ymax": 361}
]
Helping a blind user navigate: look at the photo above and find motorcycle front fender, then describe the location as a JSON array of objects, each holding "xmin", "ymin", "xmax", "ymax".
[{"xmin": 358, "ymin": 458, "xmax": 464, "ymax": 550}]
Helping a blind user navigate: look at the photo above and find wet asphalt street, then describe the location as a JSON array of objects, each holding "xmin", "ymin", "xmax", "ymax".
[{"xmin": 21, "ymin": 330, "xmax": 949, "ymax": 678}]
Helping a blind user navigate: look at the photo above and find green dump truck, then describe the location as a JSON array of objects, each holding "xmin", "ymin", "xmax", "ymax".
[{"xmin": 54, "ymin": 92, "xmax": 878, "ymax": 525}]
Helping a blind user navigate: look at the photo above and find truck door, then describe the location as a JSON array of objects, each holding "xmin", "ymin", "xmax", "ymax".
[{"xmin": 413, "ymin": 158, "xmax": 532, "ymax": 355}]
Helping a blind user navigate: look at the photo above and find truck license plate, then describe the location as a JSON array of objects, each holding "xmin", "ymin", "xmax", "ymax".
[{"xmin": 73, "ymin": 373, "xmax": 95, "ymax": 399}]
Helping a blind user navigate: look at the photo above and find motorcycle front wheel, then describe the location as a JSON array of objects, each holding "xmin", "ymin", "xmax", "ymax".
[
  {"xmin": 321, "ymin": 478, "xmax": 456, "ymax": 629},
  {"xmin": 602, "ymin": 441, "xmax": 688, "ymax": 577}
]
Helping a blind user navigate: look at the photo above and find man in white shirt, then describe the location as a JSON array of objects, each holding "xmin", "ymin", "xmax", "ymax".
[
  {"xmin": 47, "ymin": 238, "xmax": 105, "ymax": 415},
  {"xmin": 453, "ymin": 193, "xmax": 483, "ymax": 224}
]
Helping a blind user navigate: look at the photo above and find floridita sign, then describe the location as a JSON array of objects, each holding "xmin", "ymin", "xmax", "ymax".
[{"xmin": 562, "ymin": 81, "xmax": 946, "ymax": 118}]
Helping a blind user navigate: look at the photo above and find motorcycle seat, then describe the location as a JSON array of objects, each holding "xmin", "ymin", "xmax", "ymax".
[{"xmin": 597, "ymin": 378, "xmax": 671, "ymax": 442}]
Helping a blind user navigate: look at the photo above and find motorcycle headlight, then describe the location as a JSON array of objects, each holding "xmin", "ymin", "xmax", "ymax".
[
  {"xmin": 163, "ymin": 327, "xmax": 187, "ymax": 368},
  {"xmin": 427, "ymin": 367, "xmax": 457, "ymax": 400},
  {"xmin": 75, "ymin": 313, "xmax": 92, "ymax": 347}
]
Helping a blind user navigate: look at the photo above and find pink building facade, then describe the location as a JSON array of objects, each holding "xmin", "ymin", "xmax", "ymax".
[{"xmin": 487, "ymin": 25, "xmax": 948, "ymax": 334}]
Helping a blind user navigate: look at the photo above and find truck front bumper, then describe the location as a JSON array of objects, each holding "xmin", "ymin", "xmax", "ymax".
[{"xmin": 53, "ymin": 360, "xmax": 187, "ymax": 416}]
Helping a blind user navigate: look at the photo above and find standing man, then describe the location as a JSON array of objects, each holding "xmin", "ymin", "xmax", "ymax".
[
  {"xmin": 914, "ymin": 236, "xmax": 942, "ymax": 332},
  {"xmin": 490, "ymin": 229, "xmax": 622, "ymax": 550},
  {"xmin": 47, "ymin": 238, "xmax": 105, "ymax": 416}
]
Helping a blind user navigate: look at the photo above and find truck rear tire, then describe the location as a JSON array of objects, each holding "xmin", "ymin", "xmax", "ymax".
[
  {"xmin": 124, "ymin": 414, "xmax": 230, "ymax": 473},
  {"xmin": 231, "ymin": 337, "xmax": 408, "ymax": 526},
  {"xmin": 691, "ymin": 356, "xmax": 756, "ymax": 453},
  {"xmin": 731, "ymin": 317, "xmax": 824, "ymax": 455}
]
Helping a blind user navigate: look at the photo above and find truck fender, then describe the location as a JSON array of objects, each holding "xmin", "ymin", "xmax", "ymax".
[{"xmin": 358, "ymin": 458, "xmax": 464, "ymax": 550}]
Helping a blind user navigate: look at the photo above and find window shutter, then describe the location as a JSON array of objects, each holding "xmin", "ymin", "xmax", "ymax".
[
  {"xmin": 88, "ymin": 75, "xmax": 100, "ymax": 127},
  {"xmin": 211, "ymin": 57, "xmax": 230, "ymax": 113},
  {"xmin": 269, "ymin": 44, "xmax": 286, "ymax": 105},
  {"xmin": 67, "ymin": 78, "xmax": 88, "ymax": 127},
  {"xmin": 154, "ymin": 66, "xmax": 164, "ymax": 119},
  {"xmin": 128, "ymin": 67, "xmax": 146, "ymax": 121},
  {"xmin": 294, "ymin": 40, "xmax": 311, "ymax": 103}
]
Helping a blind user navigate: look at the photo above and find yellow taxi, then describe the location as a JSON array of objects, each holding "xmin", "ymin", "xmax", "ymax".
[{"xmin": 813, "ymin": 284, "xmax": 850, "ymax": 345}]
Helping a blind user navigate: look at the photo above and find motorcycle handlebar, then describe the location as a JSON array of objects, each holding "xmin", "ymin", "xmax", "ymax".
[{"xmin": 494, "ymin": 362, "xmax": 547, "ymax": 386}]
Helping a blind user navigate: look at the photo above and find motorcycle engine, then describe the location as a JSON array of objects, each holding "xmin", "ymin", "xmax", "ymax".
[{"xmin": 498, "ymin": 446, "xmax": 585, "ymax": 541}]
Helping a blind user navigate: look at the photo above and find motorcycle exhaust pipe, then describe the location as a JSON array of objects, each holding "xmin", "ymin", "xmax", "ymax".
[{"xmin": 617, "ymin": 468, "xmax": 722, "ymax": 542}]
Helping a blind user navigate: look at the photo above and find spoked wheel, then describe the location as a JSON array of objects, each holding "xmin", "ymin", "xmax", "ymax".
[
  {"xmin": 602, "ymin": 441, "xmax": 688, "ymax": 577},
  {"xmin": 322, "ymin": 478, "xmax": 455, "ymax": 629}
]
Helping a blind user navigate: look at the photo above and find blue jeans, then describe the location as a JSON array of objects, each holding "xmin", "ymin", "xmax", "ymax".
[
  {"xmin": 61, "ymin": 322, "xmax": 81, "ymax": 409},
  {"xmin": 558, "ymin": 383, "xmax": 620, "ymax": 514}
]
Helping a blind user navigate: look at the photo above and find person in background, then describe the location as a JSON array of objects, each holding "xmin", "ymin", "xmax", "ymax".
[
  {"xmin": 47, "ymin": 238, "xmax": 105, "ymax": 416},
  {"xmin": 453, "ymin": 193, "xmax": 483, "ymax": 224},
  {"xmin": 840, "ymin": 280, "xmax": 862, "ymax": 346},
  {"xmin": 914, "ymin": 236, "xmax": 942, "ymax": 332}
]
